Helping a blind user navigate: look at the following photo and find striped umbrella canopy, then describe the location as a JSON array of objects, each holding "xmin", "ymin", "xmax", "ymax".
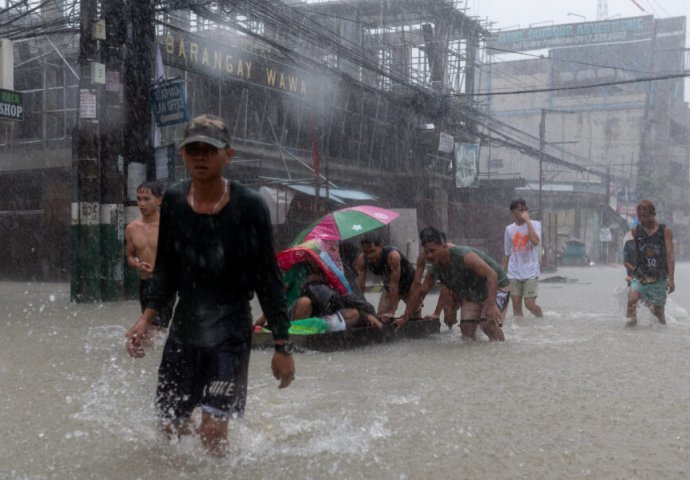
[{"xmin": 277, "ymin": 238, "xmax": 351, "ymax": 297}]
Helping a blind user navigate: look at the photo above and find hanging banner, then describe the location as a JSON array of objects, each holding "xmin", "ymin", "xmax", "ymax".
[
  {"xmin": 149, "ymin": 79, "xmax": 189, "ymax": 127},
  {"xmin": 454, "ymin": 143, "xmax": 479, "ymax": 188}
]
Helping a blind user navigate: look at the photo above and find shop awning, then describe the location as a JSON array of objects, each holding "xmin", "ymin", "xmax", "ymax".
[{"xmin": 286, "ymin": 183, "xmax": 378, "ymax": 204}]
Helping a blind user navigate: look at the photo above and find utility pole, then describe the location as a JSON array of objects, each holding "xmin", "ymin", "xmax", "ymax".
[
  {"xmin": 538, "ymin": 109, "xmax": 545, "ymax": 221},
  {"xmin": 72, "ymin": 0, "xmax": 147, "ymax": 302},
  {"xmin": 123, "ymin": 0, "xmax": 154, "ymax": 184},
  {"xmin": 71, "ymin": 0, "xmax": 101, "ymax": 301},
  {"xmin": 123, "ymin": 0, "xmax": 155, "ymax": 297}
]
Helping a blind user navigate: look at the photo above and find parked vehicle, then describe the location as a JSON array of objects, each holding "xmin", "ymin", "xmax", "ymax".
[{"xmin": 558, "ymin": 238, "xmax": 591, "ymax": 266}]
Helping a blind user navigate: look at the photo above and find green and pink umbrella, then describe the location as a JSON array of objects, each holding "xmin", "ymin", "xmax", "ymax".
[{"xmin": 291, "ymin": 205, "xmax": 400, "ymax": 246}]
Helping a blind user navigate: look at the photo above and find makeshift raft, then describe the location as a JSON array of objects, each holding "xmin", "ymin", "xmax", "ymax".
[{"xmin": 252, "ymin": 317, "xmax": 441, "ymax": 352}]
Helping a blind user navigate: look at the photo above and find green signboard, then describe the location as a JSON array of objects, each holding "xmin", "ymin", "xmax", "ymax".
[
  {"xmin": 488, "ymin": 16, "xmax": 654, "ymax": 53},
  {"xmin": 0, "ymin": 88, "xmax": 23, "ymax": 121}
]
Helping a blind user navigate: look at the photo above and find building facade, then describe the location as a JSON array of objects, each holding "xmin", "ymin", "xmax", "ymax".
[{"xmin": 481, "ymin": 15, "xmax": 690, "ymax": 262}]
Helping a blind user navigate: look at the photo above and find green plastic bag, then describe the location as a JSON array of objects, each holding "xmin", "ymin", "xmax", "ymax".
[{"xmin": 288, "ymin": 317, "xmax": 330, "ymax": 335}]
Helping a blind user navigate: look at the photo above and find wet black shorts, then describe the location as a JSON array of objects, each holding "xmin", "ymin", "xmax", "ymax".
[
  {"xmin": 156, "ymin": 336, "xmax": 251, "ymax": 422},
  {"xmin": 140, "ymin": 279, "xmax": 174, "ymax": 328}
]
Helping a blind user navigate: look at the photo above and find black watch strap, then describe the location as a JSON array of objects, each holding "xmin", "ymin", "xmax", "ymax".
[{"xmin": 274, "ymin": 342, "xmax": 294, "ymax": 354}]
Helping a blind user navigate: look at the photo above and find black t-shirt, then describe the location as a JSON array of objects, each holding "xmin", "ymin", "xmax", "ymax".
[
  {"xmin": 365, "ymin": 246, "xmax": 416, "ymax": 295},
  {"xmin": 146, "ymin": 180, "xmax": 290, "ymax": 347}
]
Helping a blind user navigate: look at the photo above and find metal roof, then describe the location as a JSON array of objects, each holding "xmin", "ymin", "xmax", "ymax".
[{"xmin": 286, "ymin": 183, "xmax": 378, "ymax": 204}]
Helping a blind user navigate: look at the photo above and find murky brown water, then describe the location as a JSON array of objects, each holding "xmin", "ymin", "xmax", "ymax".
[{"xmin": 2, "ymin": 264, "xmax": 690, "ymax": 479}]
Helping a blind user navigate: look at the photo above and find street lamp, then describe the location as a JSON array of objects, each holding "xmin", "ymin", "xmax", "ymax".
[
  {"xmin": 529, "ymin": 20, "xmax": 554, "ymax": 28},
  {"xmin": 566, "ymin": 12, "xmax": 586, "ymax": 22}
]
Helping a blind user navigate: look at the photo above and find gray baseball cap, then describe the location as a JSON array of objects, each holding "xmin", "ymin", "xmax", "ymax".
[{"xmin": 179, "ymin": 114, "xmax": 231, "ymax": 149}]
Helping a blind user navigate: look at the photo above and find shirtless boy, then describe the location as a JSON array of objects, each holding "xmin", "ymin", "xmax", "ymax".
[{"xmin": 125, "ymin": 182, "xmax": 173, "ymax": 328}]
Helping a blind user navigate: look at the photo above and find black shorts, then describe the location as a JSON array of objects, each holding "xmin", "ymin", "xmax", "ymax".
[
  {"xmin": 156, "ymin": 336, "xmax": 251, "ymax": 423},
  {"xmin": 140, "ymin": 279, "xmax": 174, "ymax": 328}
]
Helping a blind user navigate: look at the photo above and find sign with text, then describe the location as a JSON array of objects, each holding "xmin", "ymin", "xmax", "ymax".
[
  {"xmin": 149, "ymin": 79, "xmax": 189, "ymax": 127},
  {"xmin": 159, "ymin": 30, "xmax": 316, "ymax": 98},
  {"xmin": 438, "ymin": 132, "xmax": 454, "ymax": 153},
  {"xmin": 0, "ymin": 88, "xmax": 23, "ymax": 121},
  {"xmin": 488, "ymin": 16, "xmax": 654, "ymax": 52},
  {"xmin": 454, "ymin": 143, "xmax": 479, "ymax": 188},
  {"xmin": 79, "ymin": 90, "xmax": 97, "ymax": 119}
]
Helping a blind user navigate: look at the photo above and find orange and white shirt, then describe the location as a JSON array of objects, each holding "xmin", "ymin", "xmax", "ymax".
[{"xmin": 504, "ymin": 221, "xmax": 541, "ymax": 280}]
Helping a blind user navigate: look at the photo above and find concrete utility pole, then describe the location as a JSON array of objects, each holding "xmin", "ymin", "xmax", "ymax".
[
  {"xmin": 72, "ymin": 0, "xmax": 103, "ymax": 301},
  {"xmin": 122, "ymin": 0, "xmax": 155, "ymax": 297},
  {"xmin": 72, "ymin": 0, "xmax": 154, "ymax": 302}
]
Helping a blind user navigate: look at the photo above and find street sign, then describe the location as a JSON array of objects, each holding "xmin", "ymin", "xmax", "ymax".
[
  {"xmin": 0, "ymin": 88, "xmax": 23, "ymax": 121},
  {"xmin": 149, "ymin": 79, "xmax": 189, "ymax": 127}
]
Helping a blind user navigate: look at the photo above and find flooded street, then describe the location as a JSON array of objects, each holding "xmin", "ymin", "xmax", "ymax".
[{"xmin": 3, "ymin": 263, "xmax": 690, "ymax": 479}]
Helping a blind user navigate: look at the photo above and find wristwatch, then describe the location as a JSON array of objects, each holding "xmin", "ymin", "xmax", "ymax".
[{"xmin": 274, "ymin": 342, "xmax": 294, "ymax": 355}]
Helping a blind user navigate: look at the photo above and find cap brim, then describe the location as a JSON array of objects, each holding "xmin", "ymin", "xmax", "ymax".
[{"xmin": 179, "ymin": 135, "xmax": 228, "ymax": 149}]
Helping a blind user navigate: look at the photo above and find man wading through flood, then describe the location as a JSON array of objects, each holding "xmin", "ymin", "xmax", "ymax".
[
  {"xmin": 626, "ymin": 199, "xmax": 675, "ymax": 327},
  {"xmin": 125, "ymin": 114, "xmax": 295, "ymax": 456},
  {"xmin": 395, "ymin": 226, "xmax": 509, "ymax": 341}
]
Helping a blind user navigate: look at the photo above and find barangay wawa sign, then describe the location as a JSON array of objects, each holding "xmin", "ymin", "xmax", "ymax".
[{"xmin": 149, "ymin": 79, "xmax": 189, "ymax": 127}]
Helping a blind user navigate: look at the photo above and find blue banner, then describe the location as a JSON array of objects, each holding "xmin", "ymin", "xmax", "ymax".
[{"xmin": 149, "ymin": 79, "xmax": 189, "ymax": 127}]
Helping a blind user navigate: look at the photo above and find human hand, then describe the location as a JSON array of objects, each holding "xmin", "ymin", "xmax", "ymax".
[
  {"xmin": 125, "ymin": 316, "xmax": 150, "ymax": 358},
  {"xmin": 272, "ymin": 352, "xmax": 295, "ymax": 389},
  {"xmin": 367, "ymin": 314, "xmax": 384, "ymax": 329},
  {"xmin": 379, "ymin": 313, "xmax": 396, "ymax": 324},
  {"xmin": 137, "ymin": 261, "xmax": 154, "ymax": 275},
  {"xmin": 667, "ymin": 279, "xmax": 675, "ymax": 294},
  {"xmin": 392, "ymin": 316, "xmax": 408, "ymax": 330},
  {"xmin": 485, "ymin": 304, "xmax": 502, "ymax": 326}
]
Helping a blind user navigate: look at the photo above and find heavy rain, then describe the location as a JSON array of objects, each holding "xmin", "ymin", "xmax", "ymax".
[{"xmin": 2, "ymin": 0, "xmax": 690, "ymax": 478}]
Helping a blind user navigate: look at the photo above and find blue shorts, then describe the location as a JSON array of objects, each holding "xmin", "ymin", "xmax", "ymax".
[
  {"xmin": 156, "ymin": 336, "xmax": 251, "ymax": 423},
  {"xmin": 630, "ymin": 277, "xmax": 667, "ymax": 307}
]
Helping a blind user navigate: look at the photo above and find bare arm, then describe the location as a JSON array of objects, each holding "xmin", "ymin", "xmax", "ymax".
[
  {"xmin": 384, "ymin": 251, "xmax": 403, "ymax": 315},
  {"xmin": 125, "ymin": 308, "xmax": 158, "ymax": 358},
  {"xmin": 519, "ymin": 211, "xmax": 540, "ymax": 245},
  {"xmin": 502, "ymin": 255, "xmax": 510, "ymax": 272},
  {"xmin": 413, "ymin": 252, "xmax": 426, "ymax": 285},
  {"xmin": 665, "ymin": 226, "xmax": 675, "ymax": 293},
  {"xmin": 394, "ymin": 271, "xmax": 435, "ymax": 328},
  {"xmin": 502, "ymin": 226, "xmax": 511, "ymax": 272},
  {"xmin": 354, "ymin": 253, "xmax": 367, "ymax": 293},
  {"xmin": 124, "ymin": 225, "xmax": 140, "ymax": 270},
  {"xmin": 432, "ymin": 285, "xmax": 450, "ymax": 317},
  {"xmin": 464, "ymin": 251, "xmax": 501, "ymax": 324},
  {"xmin": 525, "ymin": 219, "xmax": 540, "ymax": 246}
]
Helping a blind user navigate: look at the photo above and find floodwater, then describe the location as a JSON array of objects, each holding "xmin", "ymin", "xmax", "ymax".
[{"xmin": 2, "ymin": 264, "xmax": 690, "ymax": 479}]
